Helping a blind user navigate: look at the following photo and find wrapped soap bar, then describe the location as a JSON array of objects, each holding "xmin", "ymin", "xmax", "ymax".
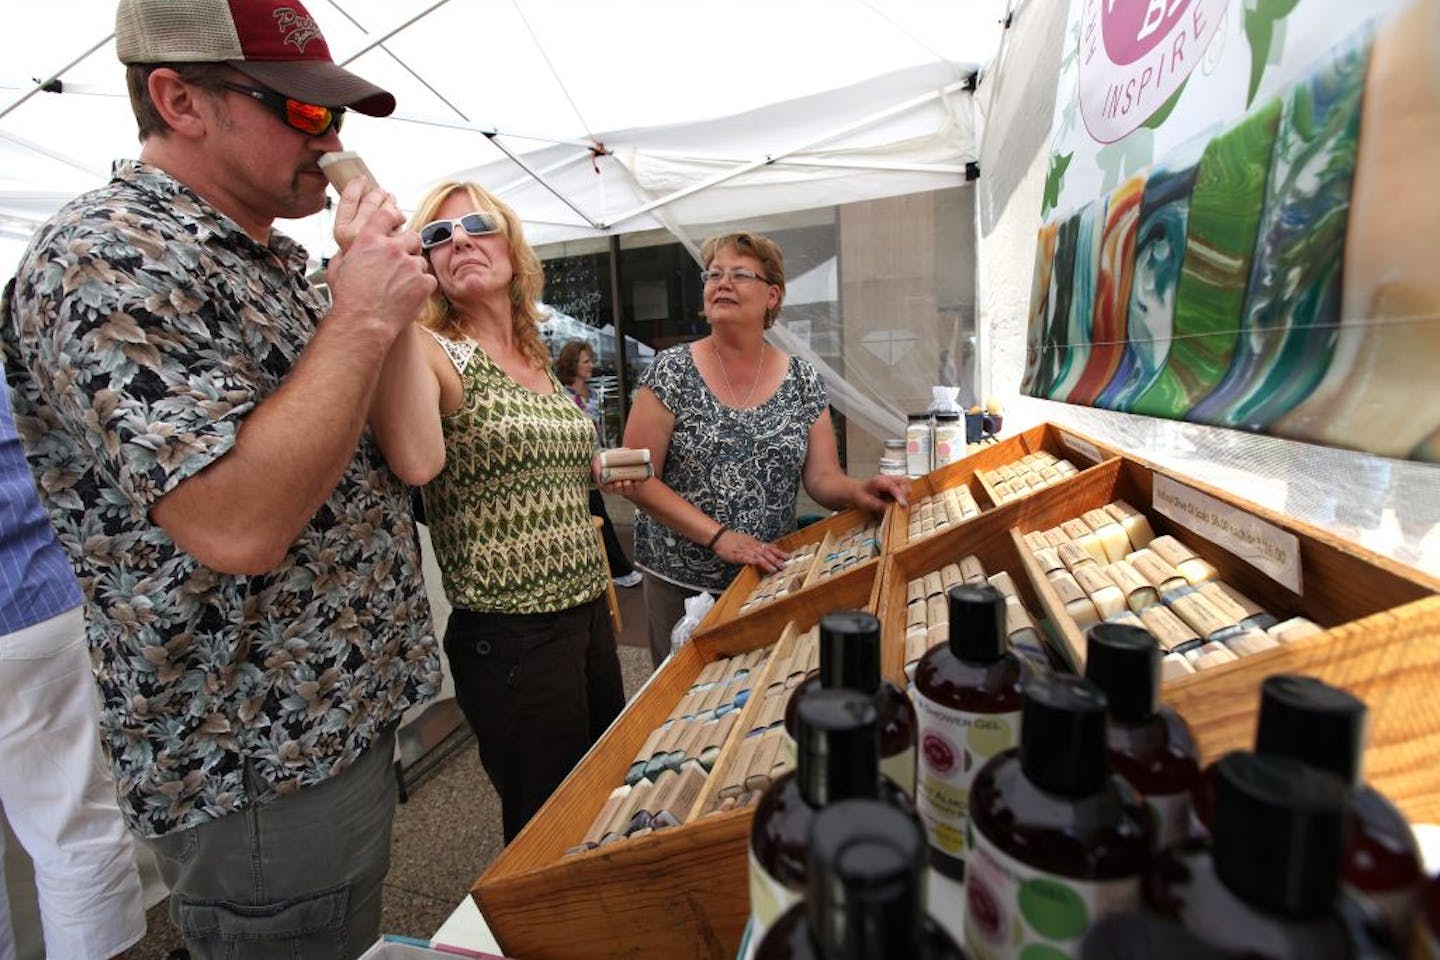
[
  {"xmin": 1057, "ymin": 540, "xmax": 1097, "ymax": 573},
  {"xmin": 1191, "ymin": 642, "xmax": 1240, "ymax": 670},
  {"xmin": 1105, "ymin": 609, "xmax": 1145, "ymax": 629},
  {"xmin": 1224, "ymin": 627, "xmax": 1280, "ymax": 658},
  {"xmin": 1044, "ymin": 526, "xmax": 1072, "ymax": 549},
  {"xmin": 987, "ymin": 570, "xmax": 1019, "ymax": 597},
  {"xmin": 960, "ymin": 555, "xmax": 988, "ymax": 583},
  {"xmin": 1048, "ymin": 569, "xmax": 1101, "ymax": 630},
  {"xmin": 1033, "ymin": 547, "xmax": 1066, "ymax": 576},
  {"xmin": 1072, "ymin": 563, "xmax": 1126, "ymax": 619},
  {"xmin": 1062, "ymin": 517, "xmax": 1109, "ymax": 564},
  {"xmin": 1149, "ymin": 535, "xmax": 1218, "ymax": 584},
  {"xmin": 1197, "ymin": 580, "xmax": 1278, "ymax": 632},
  {"xmin": 1023, "ymin": 530, "xmax": 1050, "ymax": 553},
  {"xmin": 1140, "ymin": 603, "xmax": 1202, "ymax": 659},
  {"xmin": 1268, "ymin": 616, "xmax": 1324, "ymax": 644},
  {"xmin": 1169, "ymin": 590, "xmax": 1240, "ymax": 642},
  {"xmin": 1104, "ymin": 500, "xmax": 1155, "ymax": 549},
  {"xmin": 1083, "ymin": 507, "xmax": 1131, "ymax": 562},
  {"xmin": 598, "ymin": 446, "xmax": 654, "ymax": 482},
  {"xmin": 923, "ymin": 571, "xmax": 944, "ymax": 598},
  {"xmin": 1161, "ymin": 652, "xmax": 1197, "ymax": 681},
  {"xmin": 940, "ymin": 563, "xmax": 964, "ymax": 591},
  {"xmin": 1128, "ymin": 548, "xmax": 1188, "ymax": 594},
  {"xmin": 1106, "ymin": 560, "xmax": 1159, "ymax": 613}
]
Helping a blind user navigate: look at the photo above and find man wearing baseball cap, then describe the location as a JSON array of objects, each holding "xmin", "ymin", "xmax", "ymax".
[{"xmin": 1, "ymin": 1, "xmax": 442, "ymax": 956}]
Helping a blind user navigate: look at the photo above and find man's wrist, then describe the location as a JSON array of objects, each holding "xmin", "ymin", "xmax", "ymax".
[{"xmin": 705, "ymin": 526, "xmax": 727, "ymax": 550}]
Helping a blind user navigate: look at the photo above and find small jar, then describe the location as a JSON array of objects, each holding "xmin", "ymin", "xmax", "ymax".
[
  {"xmin": 884, "ymin": 437, "xmax": 906, "ymax": 459},
  {"xmin": 879, "ymin": 456, "xmax": 906, "ymax": 478},
  {"xmin": 932, "ymin": 411, "xmax": 964, "ymax": 468},
  {"xmin": 905, "ymin": 414, "xmax": 932, "ymax": 477}
]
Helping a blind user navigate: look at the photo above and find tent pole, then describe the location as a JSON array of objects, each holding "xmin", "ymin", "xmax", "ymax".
[
  {"xmin": 608, "ymin": 234, "xmax": 630, "ymax": 432},
  {"xmin": 0, "ymin": 35, "xmax": 112, "ymax": 123}
]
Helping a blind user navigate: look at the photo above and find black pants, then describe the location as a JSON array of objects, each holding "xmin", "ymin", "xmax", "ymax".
[
  {"xmin": 589, "ymin": 488, "xmax": 635, "ymax": 577},
  {"xmin": 444, "ymin": 596, "xmax": 626, "ymax": 842}
]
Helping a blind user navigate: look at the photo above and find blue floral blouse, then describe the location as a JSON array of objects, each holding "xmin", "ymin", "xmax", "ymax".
[{"xmin": 633, "ymin": 344, "xmax": 828, "ymax": 592}]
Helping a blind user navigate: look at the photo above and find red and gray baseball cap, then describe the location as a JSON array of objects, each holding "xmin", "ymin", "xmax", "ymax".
[{"xmin": 115, "ymin": 0, "xmax": 395, "ymax": 116}]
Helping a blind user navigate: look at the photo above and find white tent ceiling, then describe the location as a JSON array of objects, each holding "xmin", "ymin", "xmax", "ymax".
[{"xmin": 0, "ymin": 0, "xmax": 1007, "ymax": 265}]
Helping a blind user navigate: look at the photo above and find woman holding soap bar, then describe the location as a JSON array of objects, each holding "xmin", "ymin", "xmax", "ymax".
[
  {"xmin": 612, "ymin": 230, "xmax": 909, "ymax": 669},
  {"xmin": 367, "ymin": 180, "xmax": 625, "ymax": 842}
]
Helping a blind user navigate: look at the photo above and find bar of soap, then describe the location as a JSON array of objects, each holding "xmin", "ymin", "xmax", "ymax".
[
  {"xmin": 599, "ymin": 462, "xmax": 653, "ymax": 483},
  {"xmin": 1106, "ymin": 560, "xmax": 1159, "ymax": 613},
  {"xmin": 1268, "ymin": 616, "xmax": 1325, "ymax": 644},
  {"xmin": 1033, "ymin": 547, "xmax": 1066, "ymax": 576},
  {"xmin": 1140, "ymin": 603, "xmax": 1201, "ymax": 657},
  {"xmin": 1225, "ymin": 628, "xmax": 1280, "ymax": 658},
  {"xmin": 599, "ymin": 446, "xmax": 652, "ymax": 467},
  {"xmin": 1128, "ymin": 549, "xmax": 1188, "ymax": 593},
  {"xmin": 940, "ymin": 563, "xmax": 964, "ymax": 591},
  {"xmin": 1161, "ymin": 652, "xmax": 1197, "ymax": 681},
  {"xmin": 1058, "ymin": 541, "xmax": 1097, "ymax": 573},
  {"xmin": 1192, "ymin": 642, "xmax": 1240, "ymax": 670},
  {"xmin": 1083, "ymin": 508, "xmax": 1131, "ymax": 562},
  {"xmin": 960, "ymin": 555, "xmax": 988, "ymax": 584},
  {"xmin": 1104, "ymin": 500, "xmax": 1155, "ymax": 549}
]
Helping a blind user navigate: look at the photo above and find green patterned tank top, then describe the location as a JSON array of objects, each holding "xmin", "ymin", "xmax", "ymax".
[{"xmin": 421, "ymin": 332, "xmax": 607, "ymax": 614}]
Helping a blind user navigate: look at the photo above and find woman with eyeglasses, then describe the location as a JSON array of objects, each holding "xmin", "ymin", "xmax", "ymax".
[
  {"xmin": 610, "ymin": 231, "xmax": 909, "ymax": 670},
  {"xmin": 367, "ymin": 180, "xmax": 625, "ymax": 843}
]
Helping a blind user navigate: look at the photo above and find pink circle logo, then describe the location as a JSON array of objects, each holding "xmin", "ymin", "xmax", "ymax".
[
  {"xmin": 1102, "ymin": 0, "xmax": 1194, "ymax": 65},
  {"xmin": 922, "ymin": 732, "xmax": 956, "ymax": 774},
  {"xmin": 1078, "ymin": 0, "xmax": 1225, "ymax": 143}
]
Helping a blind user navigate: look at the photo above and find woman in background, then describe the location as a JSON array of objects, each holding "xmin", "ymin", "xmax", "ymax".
[
  {"xmin": 554, "ymin": 340, "xmax": 643, "ymax": 588},
  {"xmin": 368, "ymin": 181, "xmax": 624, "ymax": 842},
  {"xmin": 612, "ymin": 231, "xmax": 908, "ymax": 669}
]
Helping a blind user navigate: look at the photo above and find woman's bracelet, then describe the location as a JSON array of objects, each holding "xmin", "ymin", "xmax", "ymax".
[{"xmin": 705, "ymin": 526, "xmax": 728, "ymax": 550}]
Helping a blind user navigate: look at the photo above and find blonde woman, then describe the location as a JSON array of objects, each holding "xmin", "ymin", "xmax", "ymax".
[{"xmin": 368, "ymin": 181, "xmax": 624, "ymax": 842}]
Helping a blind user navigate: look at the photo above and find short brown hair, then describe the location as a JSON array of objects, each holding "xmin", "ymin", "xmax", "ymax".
[
  {"xmin": 553, "ymin": 340, "xmax": 594, "ymax": 385},
  {"xmin": 125, "ymin": 63, "xmax": 233, "ymax": 141},
  {"xmin": 409, "ymin": 180, "xmax": 551, "ymax": 372},
  {"xmin": 700, "ymin": 232, "xmax": 787, "ymax": 328}
]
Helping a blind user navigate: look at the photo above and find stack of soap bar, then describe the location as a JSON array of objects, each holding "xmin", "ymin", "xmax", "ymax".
[
  {"xmin": 706, "ymin": 626, "xmax": 817, "ymax": 815},
  {"xmin": 597, "ymin": 446, "xmax": 654, "ymax": 483},
  {"xmin": 906, "ymin": 485, "xmax": 981, "ymax": 540},
  {"xmin": 569, "ymin": 645, "xmax": 771, "ymax": 853},
  {"xmin": 904, "ymin": 557, "xmax": 1048, "ymax": 677},
  {"xmin": 1020, "ymin": 502, "xmax": 1294, "ymax": 680},
  {"xmin": 738, "ymin": 545, "xmax": 819, "ymax": 613},
  {"xmin": 980, "ymin": 451, "xmax": 1080, "ymax": 504},
  {"xmin": 813, "ymin": 521, "xmax": 881, "ymax": 579}
]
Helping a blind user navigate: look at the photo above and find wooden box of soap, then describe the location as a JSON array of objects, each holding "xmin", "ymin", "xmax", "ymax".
[
  {"xmin": 885, "ymin": 422, "xmax": 1121, "ymax": 554},
  {"xmin": 1004, "ymin": 451, "xmax": 1440, "ymax": 822},
  {"xmin": 698, "ymin": 504, "xmax": 890, "ymax": 633},
  {"xmin": 472, "ymin": 562, "xmax": 882, "ymax": 959}
]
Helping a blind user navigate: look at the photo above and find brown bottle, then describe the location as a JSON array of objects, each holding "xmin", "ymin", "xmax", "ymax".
[
  {"xmin": 754, "ymin": 798, "xmax": 967, "ymax": 959},
  {"xmin": 783, "ymin": 610, "xmax": 918, "ymax": 796},
  {"xmin": 748, "ymin": 689, "xmax": 908, "ymax": 947},
  {"xmin": 1085, "ymin": 622, "xmax": 1200, "ymax": 850},
  {"xmin": 966, "ymin": 673, "xmax": 1152, "ymax": 960},
  {"xmin": 1415, "ymin": 871, "xmax": 1440, "ymax": 958},
  {"xmin": 912, "ymin": 583, "xmax": 1025, "ymax": 880},
  {"xmin": 1252, "ymin": 675, "xmax": 1424, "ymax": 942},
  {"xmin": 1093, "ymin": 751, "xmax": 1396, "ymax": 960}
]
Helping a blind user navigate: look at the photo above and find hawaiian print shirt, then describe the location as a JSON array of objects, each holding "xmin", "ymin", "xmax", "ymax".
[
  {"xmin": 633, "ymin": 344, "xmax": 828, "ymax": 593},
  {"xmin": 0, "ymin": 160, "xmax": 441, "ymax": 838}
]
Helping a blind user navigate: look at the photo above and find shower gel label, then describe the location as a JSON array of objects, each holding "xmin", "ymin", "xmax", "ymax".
[
  {"xmin": 914, "ymin": 697, "xmax": 1021, "ymax": 864},
  {"xmin": 966, "ymin": 826, "xmax": 1141, "ymax": 960}
]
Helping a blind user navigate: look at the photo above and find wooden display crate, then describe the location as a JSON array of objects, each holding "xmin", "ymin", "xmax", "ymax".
[
  {"xmin": 1002, "ymin": 449, "xmax": 1440, "ymax": 823},
  {"xmin": 697, "ymin": 505, "xmax": 890, "ymax": 633},
  {"xmin": 885, "ymin": 422, "xmax": 1121, "ymax": 553},
  {"xmin": 472, "ymin": 564, "xmax": 883, "ymax": 960}
]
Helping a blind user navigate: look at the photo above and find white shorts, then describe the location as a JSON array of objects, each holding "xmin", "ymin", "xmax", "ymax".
[{"xmin": 0, "ymin": 607, "xmax": 144, "ymax": 959}]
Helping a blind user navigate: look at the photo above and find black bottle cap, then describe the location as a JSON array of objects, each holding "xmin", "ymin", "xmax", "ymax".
[
  {"xmin": 946, "ymin": 583, "xmax": 1007, "ymax": 662},
  {"xmin": 1084, "ymin": 623, "xmax": 1160, "ymax": 723},
  {"xmin": 795, "ymin": 689, "xmax": 880, "ymax": 807},
  {"xmin": 818, "ymin": 610, "xmax": 882, "ymax": 695},
  {"xmin": 1255, "ymin": 674, "xmax": 1365, "ymax": 786},
  {"xmin": 1019, "ymin": 674, "xmax": 1109, "ymax": 796},
  {"xmin": 806, "ymin": 798, "xmax": 925, "ymax": 960},
  {"xmin": 1211, "ymin": 751, "xmax": 1348, "ymax": 918},
  {"xmin": 907, "ymin": 412, "xmax": 930, "ymax": 421},
  {"xmin": 935, "ymin": 410, "xmax": 961, "ymax": 421}
]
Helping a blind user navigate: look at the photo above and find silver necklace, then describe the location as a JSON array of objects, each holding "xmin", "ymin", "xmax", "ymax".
[{"xmin": 713, "ymin": 340, "xmax": 767, "ymax": 407}]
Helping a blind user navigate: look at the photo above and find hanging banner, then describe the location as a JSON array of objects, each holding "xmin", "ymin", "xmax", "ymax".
[{"xmin": 1023, "ymin": 0, "xmax": 1440, "ymax": 462}]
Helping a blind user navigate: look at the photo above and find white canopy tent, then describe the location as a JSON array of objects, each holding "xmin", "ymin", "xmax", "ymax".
[{"xmin": 0, "ymin": 0, "xmax": 1004, "ymax": 264}]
